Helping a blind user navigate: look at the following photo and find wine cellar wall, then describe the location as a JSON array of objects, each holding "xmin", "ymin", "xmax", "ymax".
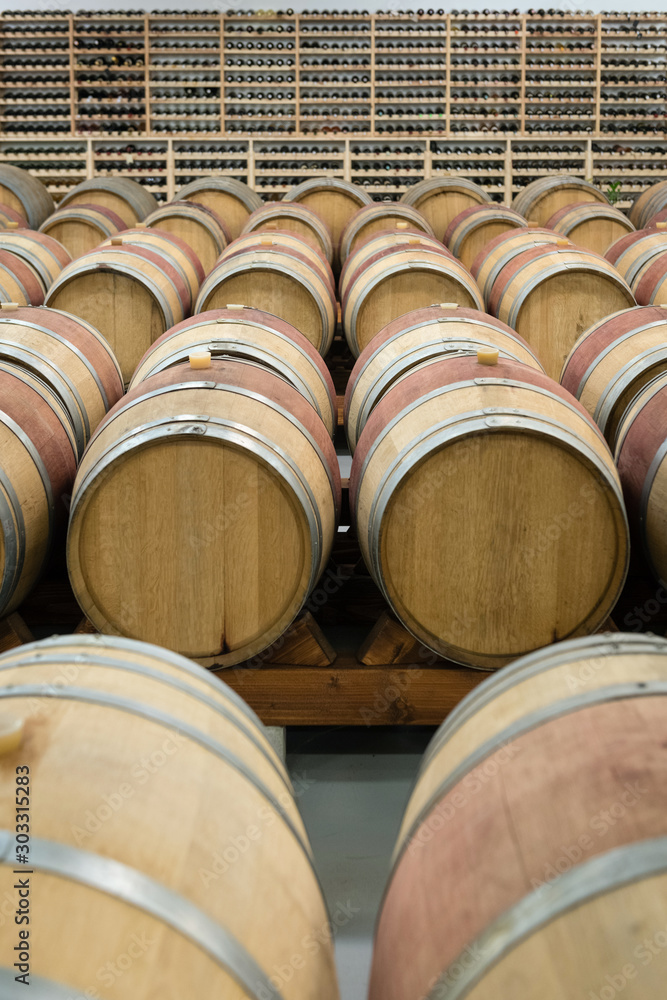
[{"xmin": 1, "ymin": 10, "xmax": 665, "ymax": 210}]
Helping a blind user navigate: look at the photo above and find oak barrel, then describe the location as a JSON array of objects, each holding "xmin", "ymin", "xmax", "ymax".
[
  {"xmin": 0, "ymin": 164, "xmax": 54, "ymax": 230},
  {"xmin": 371, "ymin": 632, "xmax": 667, "ymax": 1000},
  {"xmin": 470, "ymin": 227, "xmax": 573, "ymax": 308},
  {"xmin": 339, "ymin": 230, "xmax": 451, "ymax": 305},
  {"xmin": 282, "ymin": 177, "xmax": 372, "ymax": 270},
  {"xmin": 339, "ymin": 203, "xmax": 436, "ymax": 261},
  {"xmin": 0, "ymin": 365, "xmax": 77, "ymax": 616},
  {"xmin": 129, "ymin": 306, "xmax": 337, "ymax": 437},
  {"xmin": 67, "ymin": 360, "xmax": 341, "ymax": 664},
  {"xmin": 561, "ymin": 305, "xmax": 667, "ymax": 448},
  {"xmin": 487, "ymin": 243, "xmax": 636, "ymax": 379},
  {"xmin": 400, "ymin": 177, "xmax": 491, "ymax": 241},
  {"xmin": 350, "ymin": 354, "xmax": 629, "ymax": 669},
  {"xmin": 219, "ymin": 230, "xmax": 335, "ymax": 293},
  {"xmin": 39, "ymin": 203, "xmax": 128, "ymax": 259},
  {"xmin": 606, "ymin": 229, "xmax": 667, "ymax": 287},
  {"xmin": 630, "ymin": 179, "xmax": 667, "ymax": 230},
  {"xmin": 615, "ymin": 372, "xmax": 667, "ymax": 585},
  {"xmin": 511, "ymin": 175, "xmax": 608, "ymax": 225},
  {"xmin": 545, "ymin": 200, "xmax": 635, "ymax": 255},
  {"xmin": 342, "ymin": 243, "xmax": 485, "ymax": 357},
  {"xmin": 0, "ymin": 229, "xmax": 71, "ymax": 297},
  {"xmin": 195, "ymin": 244, "xmax": 337, "ymax": 356},
  {"xmin": 634, "ymin": 254, "xmax": 667, "ymax": 306},
  {"xmin": 98, "ymin": 227, "xmax": 205, "ymax": 313},
  {"xmin": 143, "ymin": 200, "xmax": 231, "ymax": 274},
  {"xmin": 0, "ymin": 248, "xmax": 47, "ymax": 306},
  {"xmin": 646, "ymin": 211, "xmax": 667, "ymax": 230},
  {"xmin": 174, "ymin": 176, "xmax": 263, "ymax": 240},
  {"xmin": 0, "ymin": 203, "xmax": 28, "ymax": 229},
  {"xmin": 344, "ymin": 303, "xmax": 544, "ymax": 452},
  {"xmin": 0, "ymin": 633, "xmax": 339, "ymax": 1000},
  {"xmin": 443, "ymin": 204, "xmax": 528, "ymax": 270},
  {"xmin": 45, "ymin": 245, "xmax": 190, "ymax": 384},
  {"xmin": 58, "ymin": 177, "xmax": 159, "ymax": 228},
  {"xmin": 241, "ymin": 202, "xmax": 334, "ymax": 265}
]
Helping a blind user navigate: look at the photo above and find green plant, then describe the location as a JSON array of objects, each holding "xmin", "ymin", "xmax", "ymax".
[{"xmin": 607, "ymin": 180, "xmax": 622, "ymax": 206}]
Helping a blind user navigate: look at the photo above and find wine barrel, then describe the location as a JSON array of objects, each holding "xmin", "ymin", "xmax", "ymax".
[
  {"xmin": 0, "ymin": 365, "xmax": 77, "ymax": 616},
  {"xmin": 470, "ymin": 227, "xmax": 573, "ymax": 307},
  {"xmin": 339, "ymin": 203, "xmax": 436, "ymax": 261},
  {"xmin": 39, "ymin": 203, "xmax": 128, "ymax": 259},
  {"xmin": 444, "ymin": 204, "xmax": 527, "ymax": 270},
  {"xmin": 58, "ymin": 177, "xmax": 159, "ymax": 228},
  {"xmin": 174, "ymin": 176, "xmax": 263, "ymax": 240},
  {"xmin": 634, "ymin": 254, "xmax": 667, "ymax": 306},
  {"xmin": 561, "ymin": 306, "xmax": 667, "ymax": 449},
  {"xmin": 241, "ymin": 202, "xmax": 334, "ymax": 264},
  {"xmin": 129, "ymin": 306, "xmax": 337, "ymax": 437},
  {"xmin": 339, "ymin": 230, "xmax": 451, "ymax": 305},
  {"xmin": 488, "ymin": 244, "xmax": 636, "ymax": 379},
  {"xmin": 0, "ymin": 248, "xmax": 47, "ymax": 306},
  {"xmin": 342, "ymin": 244, "xmax": 485, "ymax": 357},
  {"xmin": 400, "ymin": 177, "xmax": 491, "ymax": 241},
  {"xmin": 606, "ymin": 229, "xmax": 667, "ymax": 286},
  {"xmin": 345, "ymin": 304, "xmax": 544, "ymax": 453},
  {"xmin": 615, "ymin": 372, "xmax": 667, "ymax": 584},
  {"xmin": 0, "ymin": 164, "xmax": 54, "ymax": 229},
  {"xmin": 282, "ymin": 177, "xmax": 372, "ymax": 270},
  {"xmin": 67, "ymin": 360, "xmax": 341, "ymax": 664},
  {"xmin": 0, "ymin": 229, "xmax": 71, "ymax": 297},
  {"xmin": 98, "ymin": 228, "xmax": 205, "ymax": 314},
  {"xmin": 0, "ymin": 302, "xmax": 123, "ymax": 458},
  {"xmin": 219, "ymin": 229, "xmax": 335, "ymax": 293},
  {"xmin": 45, "ymin": 245, "xmax": 190, "ymax": 384},
  {"xmin": 195, "ymin": 245, "xmax": 337, "ymax": 356},
  {"xmin": 511, "ymin": 175, "xmax": 608, "ymax": 225},
  {"xmin": 143, "ymin": 201, "xmax": 231, "ymax": 275},
  {"xmin": 647, "ymin": 211, "xmax": 667, "ymax": 230},
  {"xmin": 0, "ymin": 634, "xmax": 338, "ymax": 1000},
  {"xmin": 350, "ymin": 353, "xmax": 629, "ymax": 669},
  {"xmin": 630, "ymin": 179, "xmax": 667, "ymax": 230},
  {"xmin": 545, "ymin": 200, "xmax": 635, "ymax": 255},
  {"xmin": 372, "ymin": 632, "xmax": 667, "ymax": 1000},
  {"xmin": 0, "ymin": 203, "xmax": 28, "ymax": 229}
]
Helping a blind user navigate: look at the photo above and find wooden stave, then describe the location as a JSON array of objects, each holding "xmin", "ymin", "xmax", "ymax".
[
  {"xmin": 443, "ymin": 204, "xmax": 528, "ymax": 269},
  {"xmin": 99, "ymin": 227, "xmax": 205, "ymax": 313},
  {"xmin": 399, "ymin": 177, "xmax": 491, "ymax": 240},
  {"xmin": 39, "ymin": 203, "xmax": 129, "ymax": 258},
  {"xmin": 195, "ymin": 246, "xmax": 337, "ymax": 356},
  {"xmin": 241, "ymin": 202, "xmax": 334, "ymax": 265},
  {"xmin": 350, "ymin": 354, "xmax": 629, "ymax": 669},
  {"xmin": 606, "ymin": 230, "xmax": 667, "ymax": 285},
  {"xmin": 0, "ymin": 202, "xmax": 28, "ymax": 228},
  {"xmin": 339, "ymin": 230, "xmax": 451, "ymax": 304},
  {"xmin": 219, "ymin": 230, "xmax": 336, "ymax": 293},
  {"xmin": 470, "ymin": 227, "xmax": 572, "ymax": 307},
  {"xmin": 281, "ymin": 177, "xmax": 372, "ymax": 267},
  {"xmin": 339, "ymin": 203, "xmax": 436, "ymax": 262},
  {"xmin": 630, "ymin": 180, "xmax": 667, "ymax": 230},
  {"xmin": 510, "ymin": 174, "xmax": 608, "ymax": 225},
  {"xmin": 344, "ymin": 304, "xmax": 544, "ymax": 452},
  {"xmin": 142, "ymin": 201, "xmax": 231, "ymax": 275},
  {"xmin": 58, "ymin": 177, "xmax": 159, "ymax": 227},
  {"xmin": 0, "ymin": 164, "xmax": 55, "ymax": 230},
  {"xmin": 545, "ymin": 200, "xmax": 636, "ymax": 255},
  {"xmin": 0, "ymin": 247, "xmax": 46, "ymax": 306},
  {"xmin": 129, "ymin": 306, "xmax": 337, "ymax": 437},
  {"xmin": 174, "ymin": 177, "xmax": 263, "ymax": 240},
  {"xmin": 67, "ymin": 360, "xmax": 341, "ymax": 663},
  {"xmin": 633, "ymin": 254, "xmax": 667, "ymax": 306},
  {"xmin": 0, "ymin": 229, "xmax": 72, "ymax": 295},
  {"xmin": 0, "ymin": 633, "xmax": 338, "ymax": 1000}
]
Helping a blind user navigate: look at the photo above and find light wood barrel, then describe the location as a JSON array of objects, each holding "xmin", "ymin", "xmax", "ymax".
[
  {"xmin": 339, "ymin": 230, "xmax": 451, "ymax": 305},
  {"xmin": 345, "ymin": 303, "xmax": 544, "ymax": 452},
  {"xmin": 129, "ymin": 306, "xmax": 337, "ymax": 437},
  {"xmin": 511, "ymin": 175, "xmax": 608, "ymax": 225},
  {"xmin": 242, "ymin": 202, "xmax": 334, "ymax": 265},
  {"xmin": 174, "ymin": 176, "xmax": 263, "ymax": 240},
  {"xmin": 0, "ymin": 164, "xmax": 54, "ymax": 229},
  {"xmin": 220, "ymin": 230, "xmax": 335, "ymax": 293},
  {"xmin": 545, "ymin": 200, "xmax": 635, "ymax": 255},
  {"xmin": 488, "ymin": 244, "xmax": 636, "ymax": 379},
  {"xmin": 40, "ymin": 203, "xmax": 128, "ymax": 259},
  {"xmin": 634, "ymin": 254, "xmax": 667, "ymax": 306},
  {"xmin": 350, "ymin": 354, "xmax": 629, "ymax": 669},
  {"xmin": 196, "ymin": 245, "xmax": 337, "ymax": 356},
  {"xmin": 282, "ymin": 177, "xmax": 372, "ymax": 270},
  {"xmin": 0, "ymin": 248, "xmax": 46, "ymax": 306},
  {"xmin": 0, "ymin": 365, "xmax": 77, "ymax": 616},
  {"xmin": 470, "ymin": 227, "xmax": 573, "ymax": 307},
  {"xmin": 561, "ymin": 305, "xmax": 667, "ymax": 448},
  {"xmin": 0, "ymin": 202, "xmax": 28, "ymax": 229},
  {"xmin": 339, "ymin": 203, "xmax": 436, "ymax": 261},
  {"xmin": 99, "ymin": 227, "xmax": 205, "ymax": 314},
  {"xmin": 0, "ymin": 229, "xmax": 71, "ymax": 296},
  {"xmin": 45, "ymin": 245, "xmax": 190, "ymax": 384},
  {"xmin": 342, "ymin": 244, "xmax": 485, "ymax": 357},
  {"xmin": 0, "ymin": 633, "xmax": 338, "ymax": 1000},
  {"xmin": 606, "ymin": 229, "xmax": 667, "ymax": 286},
  {"xmin": 143, "ymin": 201, "xmax": 231, "ymax": 275},
  {"xmin": 0, "ymin": 302, "xmax": 123, "ymax": 458},
  {"xmin": 647, "ymin": 211, "xmax": 667, "ymax": 230},
  {"xmin": 400, "ymin": 177, "xmax": 491, "ymax": 241},
  {"xmin": 371, "ymin": 632, "xmax": 667, "ymax": 1000},
  {"xmin": 630, "ymin": 179, "xmax": 667, "ymax": 230},
  {"xmin": 58, "ymin": 177, "xmax": 159, "ymax": 228},
  {"xmin": 616, "ymin": 372, "xmax": 667, "ymax": 584},
  {"xmin": 67, "ymin": 361, "xmax": 341, "ymax": 664},
  {"xmin": 444, "ymin": 204, "xmax": 528, "ymax": 270}
]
